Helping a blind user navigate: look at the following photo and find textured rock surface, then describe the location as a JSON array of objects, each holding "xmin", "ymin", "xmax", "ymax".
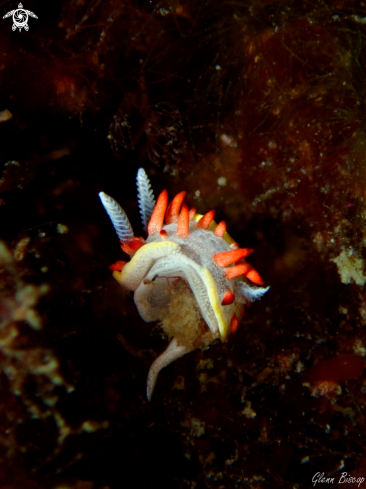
[{"xmin": 1, "ymin": 1, "xmax": 366, "ymax": 487}]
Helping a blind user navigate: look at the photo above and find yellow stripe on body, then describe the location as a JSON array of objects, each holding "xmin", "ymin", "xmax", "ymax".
[
  {"xmin": 115, "ymin": 241, "xmax": 180, "ymax": 290},
  {"xmin": 114, "ymin": 238, "xmax": 229, "ymax": 339},
  {"xmin": 201, "ymin": 267, "xmax": 229, "ymax": 340}
]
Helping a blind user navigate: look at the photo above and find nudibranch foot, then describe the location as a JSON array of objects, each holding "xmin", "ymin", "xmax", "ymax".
[
  {"xmin": 147, "ymin": 338, "xmax": 188, "ymax": 401},
  {"xmin": 147, "ymin": 277, "xmax": 217, "ymax": 400},
  {"xmin": 99, "ymin": 168, "xmax": 270, "ymax": 401}
]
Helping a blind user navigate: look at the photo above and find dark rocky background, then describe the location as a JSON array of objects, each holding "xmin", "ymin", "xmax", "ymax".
[{"xmin": 1, "ymin": 1, "xmax": 366, "ymax": 487}]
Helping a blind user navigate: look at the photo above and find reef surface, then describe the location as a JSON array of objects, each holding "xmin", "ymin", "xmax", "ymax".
[{"xmin": 1, "ymin": 1, "xmax": 366, "ymax": 488}]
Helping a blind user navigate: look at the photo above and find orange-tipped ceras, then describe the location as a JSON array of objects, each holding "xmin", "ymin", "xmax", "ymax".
[{"xmin": 99, "ymin": 168, "xmax": 269, "ymax": 401}]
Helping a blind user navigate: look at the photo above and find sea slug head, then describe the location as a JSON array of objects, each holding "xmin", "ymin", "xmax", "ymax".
[{"xmin": 99, "ymin": 168, "xmax": 269, "ymax": 400}]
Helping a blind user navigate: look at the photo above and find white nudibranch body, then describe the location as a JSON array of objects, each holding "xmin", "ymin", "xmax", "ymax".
[{"xmin": 99, "ymin": 168, "xmax": 269, "ymax": 400}]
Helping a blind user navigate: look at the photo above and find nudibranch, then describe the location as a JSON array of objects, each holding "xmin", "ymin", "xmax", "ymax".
[{"xmin": 99, "ymin": 168, "xmax": 269, "ymax": 400}]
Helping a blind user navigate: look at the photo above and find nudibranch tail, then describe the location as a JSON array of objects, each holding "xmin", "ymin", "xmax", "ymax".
[
  {"xmin": 136, "ymin": 168, "xmax": 156, "ymax": 232},
  {"xmin": 99, "ymin": 192, "xmax": 134, "ymax": 244},
  {"xmin": 99, "ymin": 167, "xmax": 270, "ymax": 402},
  {"xmin": 147, "ymin": 338, "xmax": 188, "ymax": 401}
]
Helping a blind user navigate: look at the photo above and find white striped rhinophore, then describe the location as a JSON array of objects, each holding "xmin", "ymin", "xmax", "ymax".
[{"xmin": 99, "ymin": 192, "xmax": 134, "ymax": 244}]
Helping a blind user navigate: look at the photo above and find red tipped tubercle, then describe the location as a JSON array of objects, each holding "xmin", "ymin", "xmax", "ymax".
[
  {"xmin": 230, "ymin": 314, "xmax": 239, "ymax": 334},
  {"xmin": 148, "ymin": 190, "xmax": 168, "ymax": 235},
  {"xmin": 177, "ymin": 204, "xmax": 190, "ymax": 237},
  {"xmin": 121, "ymin": 237, "xmax": 144, "ymax": 256},
  {"xmin": 222, "ymin": 290, "xmax": 235, "ymax": 305},
  {"xmin": 214, "ymin": 221, "xmax": 227, "ymax": 237},
  {"xmin": 197, "ymin": 210, "xmax": 215, "ymax": 230},
  {"xmin": 225, "ymin": 262, "xmax": 253, "ymax": 280},
  {"xmin": 214, "ymin": 248, "xmax": 253, "ymax": 267},
  {"xmin": 145, "ymin": 189, "xmax": 266, "ymax": 284},
  {"xmin": 109, "ymin": 260, "xmax": 127, "ymax": 272},
  {"xmin": 225, "ymin": 262, "xmax": 264, "ymax": 285},
  {"xmin": 166, "ymin": 191, "xmax": 186, "ymax": 224},
  {"xmin": 189, "ymin": 208, "xmax": 196, "ymax": 221}
]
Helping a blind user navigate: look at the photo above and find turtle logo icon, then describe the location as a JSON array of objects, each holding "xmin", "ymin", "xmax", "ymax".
[{"xmin": 3, "ymin": 3, "xmax": 38, "ymax": 31}]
